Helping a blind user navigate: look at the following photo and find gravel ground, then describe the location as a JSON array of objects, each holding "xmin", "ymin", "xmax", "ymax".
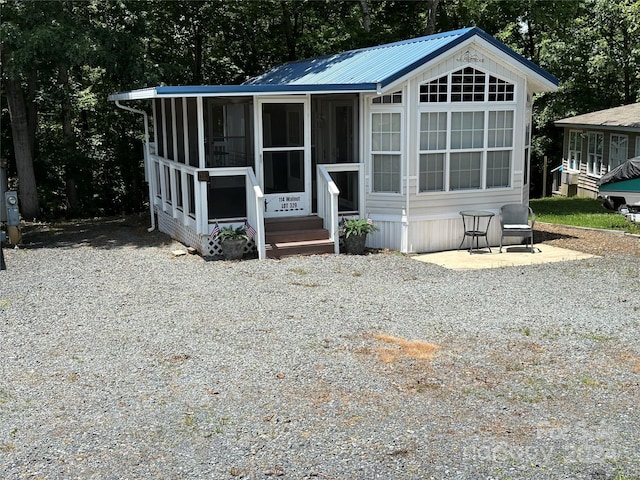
[{"xmin": 1, "ymin": 215, "xmax": 639, "ymax": 480}]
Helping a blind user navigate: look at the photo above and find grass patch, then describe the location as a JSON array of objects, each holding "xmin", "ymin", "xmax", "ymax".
[
  {"xmin": 530, "ymin": 197, "xmax": 640, "ymax": 234},
  {"xmin": 373, "ymin": 333, "xmax": 441, "ymax": 362}
]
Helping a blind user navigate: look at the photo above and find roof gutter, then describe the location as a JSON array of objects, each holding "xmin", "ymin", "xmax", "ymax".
[{"xmin": 114, "ymin": 100, "xmax": 155, "ymax": 232}]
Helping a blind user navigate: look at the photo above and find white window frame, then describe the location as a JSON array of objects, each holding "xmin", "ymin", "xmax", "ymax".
[
  {"xmin": 567, "ymin": 130, "xmax": 582, "ymax": 172},
  {"xmin": 609, "ymin": 133, "xmax": 628, "ymax": 171},
  {"xmin": 587, "ymin": 131, "xmax": 603, "ymax": 177},
  {"xmin": 418, "ymin": 111, "xmax": 447, "ymax": 192},
  {"xmin": 635, "ymin": 136, "xmax": 640, "ymax": 157},
  {"xmin": 417, "ymin": 107, "xmax": 515, "ymax": 194},
  {"xmin": 369, "ymin": 108, "xmax": 403, "ymax": 195},
  {"xmin": 419, "ymin": 68, "xmax": 516, "ymax": 104}
]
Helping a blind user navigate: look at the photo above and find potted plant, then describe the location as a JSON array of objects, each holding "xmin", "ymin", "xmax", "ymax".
[
  {"xmin": 217, "ymin": 225, "xmax": 249, "ymax": 260},
  {"xmin": 339, "ymin": 218, "xmax": 378, "ymax": 255}
]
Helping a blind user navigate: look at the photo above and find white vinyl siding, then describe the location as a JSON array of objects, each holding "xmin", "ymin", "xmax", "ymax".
[
  {"xmin": 587, "ymin": 132, "xmax": 603, "ymax": 176},
  {"xmin": 609, "ymin": 134, "xmax": 628, "ymax": 171}
]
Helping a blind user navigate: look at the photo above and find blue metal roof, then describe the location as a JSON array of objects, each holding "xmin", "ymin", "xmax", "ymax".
[
  {"xmin": 245, "ymin": 27, "xmax": 559, "ymax": 89},
  {"xmin": 108, "ymin": 27, "xmax": 558, "ymax": 101}
]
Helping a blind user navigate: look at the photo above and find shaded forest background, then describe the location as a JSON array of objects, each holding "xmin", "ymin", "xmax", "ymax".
[{"xmin": 2, "ymin": 0, "xmax": 639, "ymax": 220}]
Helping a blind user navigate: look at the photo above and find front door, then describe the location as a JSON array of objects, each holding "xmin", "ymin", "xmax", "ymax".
[{"xmin": 258, "ymin": 98, "xmax": 311, "ymax": 217}]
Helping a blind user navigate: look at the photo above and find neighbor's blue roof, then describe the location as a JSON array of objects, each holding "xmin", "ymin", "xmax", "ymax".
[
  {"xmin": 244, "ymin": 26, "xmax": 559, "ymax": 89},
  {"xmin": 109, "ymin": 27, "xmax": 558, "ymax": 101}
]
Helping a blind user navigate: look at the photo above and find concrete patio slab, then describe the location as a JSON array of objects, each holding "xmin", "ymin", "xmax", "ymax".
[{"xmin": 411, "ymin": 244, "xmax": 598, "ymax": 270}]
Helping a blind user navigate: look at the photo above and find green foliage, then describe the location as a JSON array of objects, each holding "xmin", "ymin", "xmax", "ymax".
[
  {"xmin": 2, "ymin": 0, "xmax": 639, "ymax": 218},
  {"xmin": 530, "ymin": 197, "xmax": 640, "ymax": 234},
  {"xmin": 339, "ymin": 218, "xmax": 378, "ymax": 238},
  {"xmin": 216, "ymin": 226, "xmax": 249, "ymax": 242}
]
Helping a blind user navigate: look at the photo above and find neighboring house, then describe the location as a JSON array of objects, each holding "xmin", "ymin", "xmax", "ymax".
[
  {"xmin": 109, "ymin": 27, "xmax": 558, "ymax": 259},
  {"xmin": 554, "ymin": 103, "xmax": 640, "ymax": 198}
]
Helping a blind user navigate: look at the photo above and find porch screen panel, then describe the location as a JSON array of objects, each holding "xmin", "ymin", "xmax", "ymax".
[
  {"xmin": 186, "ymin": 98, "xmax": 199, "ymax": 167},
  {"xmin": 165, "ymin": 99, "xmax": 174, "ymax": 161},
  {"xmin": 186, "ymin": 173, "xmax": 196, "ymax": 217},
  {"xmin": 154, "ymin": 98, "xmax": 164, "ymax": 158},
  {"xmin": 175, "ymin": 98, "xmax": 185, "ymax": 163},
  {"xmin": 262, "ymin": 103, "xmax": 303, "ymax": 148},
  {"xmin": 371, "ymin": 112, "xmax": 401, "ymax": 193}
]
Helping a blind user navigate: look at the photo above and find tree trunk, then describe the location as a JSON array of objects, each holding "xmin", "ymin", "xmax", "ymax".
[
  {"xmin": 281, "ymin": 1, "xmax": 297, "ymax": 61},
  {"xmin": 425, "ymin": 0, "xmax": 440, "ymax": 35},
  {"xmin": 3, "ymin": 76, "xmax": 40, "ymax": 219},
  {"xmin": 359, "ymin": 0, "xmax": 371, "ymax": 32},
  {"xmin": 59, "ymin": 67, "xmax": 79, "ymax": 213}
]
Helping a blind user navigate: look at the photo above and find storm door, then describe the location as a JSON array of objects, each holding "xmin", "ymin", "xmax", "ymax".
[{"xmin": 258, "ymin": 98, "xmax": 311, "ymax": 217}]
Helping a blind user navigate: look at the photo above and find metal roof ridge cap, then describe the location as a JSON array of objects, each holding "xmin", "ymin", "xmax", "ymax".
[
  {"xmin": 378, "ymin": 27, "xmax": 478, "ymax": 88},
  {"xmin": 471, "ymin": 27, "xmax": 559, "ymax": 86}
]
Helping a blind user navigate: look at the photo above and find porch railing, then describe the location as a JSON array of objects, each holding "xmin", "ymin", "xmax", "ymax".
[
  {"xmin": 316, "ymin": 164, "xmax": 363, "ymax": 254},
  {"xmin": 150, "ymin": 154, "xmax": 265, "ymax": 259},
  {"xmin": 316, "ymin": 165, "xmax": 340, "ymax": 254}
]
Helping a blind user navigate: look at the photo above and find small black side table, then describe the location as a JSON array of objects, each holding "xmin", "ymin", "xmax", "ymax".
[{"xmin": 458, "ymin": 210, "xmax": 494, "ymax": 253}]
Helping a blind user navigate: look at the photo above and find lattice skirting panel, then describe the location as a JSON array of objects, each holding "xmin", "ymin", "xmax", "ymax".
[{"xmin": 156, "ymin": 209, "xmax": 256, "ymax": 257}]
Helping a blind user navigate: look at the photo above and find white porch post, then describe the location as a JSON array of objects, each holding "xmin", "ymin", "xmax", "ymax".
[{"xmin": 196, "ymin": 96, "xmax": 208, "ymax": 235}]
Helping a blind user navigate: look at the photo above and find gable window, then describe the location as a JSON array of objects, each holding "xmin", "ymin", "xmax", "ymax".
[
  {"xmin": 372, "ymin": 91, "xmax": 402, "ymax": 104},
  {"xmin": 420, "ymin": 68, "xmax": 514, "ymax": 103},
  {"xmin": 568, "ymin": 130, "xmax": 582, "ymax": 171},
  {"xmin": 419, "ymin": 75, "xmax": 448, "ymax": 103},
  {"xmin": 451, "ymin": 67, "xmax": 486, "ymax": 102},
  {"xmin": 609, "ymin": 134, "xmax": 628, "ymax": 171},
  {"xmin": 371, "ymin": 112, "xmax": 401, "ymax": 193},
  {"xmin": 587, "ymin": 132, "xmax": 603, "ymax": 176},
  {"xmin": 488, "ymin": 76, "xmax": 515, "ymax": 101},
  {"xmin": 418, "ymin": 109, "xmax": 514, "ymax": 192}
]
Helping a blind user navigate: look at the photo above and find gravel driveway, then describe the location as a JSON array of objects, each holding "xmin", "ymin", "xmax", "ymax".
[{"xmin": 1, "ymin": 216, "xmax": 639, "ymax": 479}]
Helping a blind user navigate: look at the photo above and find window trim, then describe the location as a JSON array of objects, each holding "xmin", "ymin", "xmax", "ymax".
[
  {"xmin": 419, "ymin": 67, "xmax": 516, "ymax": 105},
  {"xmin": 369, "ymin": 107, "xmax": 403, "ymax": 195},
  {"xmin": 416, "ymin": 106, "xmax": 515, "ymax": 194},
  {"xmin": 567, "ymin": 130, "xmax": 583, "ymax": 172},
  {"xmin": 586, "ymin": 131, "xmax": 604, "ymax": 177},
  {"xmin": 608, "ymin": 133, "xmax": 628, "ymax": 172}
]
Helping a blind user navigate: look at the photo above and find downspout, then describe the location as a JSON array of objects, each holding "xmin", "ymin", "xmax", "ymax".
[{"xmin": 115, "ymin": 100, "xmax": 155, "ymax": 232}]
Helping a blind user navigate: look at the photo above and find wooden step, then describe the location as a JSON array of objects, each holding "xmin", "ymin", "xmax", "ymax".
[
  {"xmin": 264, "ymin": 215, "xmax": 336, "ymax": 259},
  {"xmin": 266, "ymin": 239, "xmax": 335, "ymax": 259},
  {"xmin": 265, "ymin": 216, "xmax": 324, "ymax": 232},
  {"xmin": 266, "ymin": 228, "xmax": 330, "ymax": 244}
]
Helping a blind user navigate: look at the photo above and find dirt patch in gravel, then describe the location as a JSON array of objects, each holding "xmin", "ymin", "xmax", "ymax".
[{"xmin": 535, "ymin": 222, "xmax": 640, "ymax": 257}]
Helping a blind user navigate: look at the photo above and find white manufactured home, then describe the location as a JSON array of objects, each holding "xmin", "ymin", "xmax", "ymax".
[{"xmin": 109, "ymin": 27, "xmax": 558, "ymax": 259}]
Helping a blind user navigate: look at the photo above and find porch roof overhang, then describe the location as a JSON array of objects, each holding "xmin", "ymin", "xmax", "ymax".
[{"xmin": 107, "ymin": 83, "xmax": 378, "ymax": 102}]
